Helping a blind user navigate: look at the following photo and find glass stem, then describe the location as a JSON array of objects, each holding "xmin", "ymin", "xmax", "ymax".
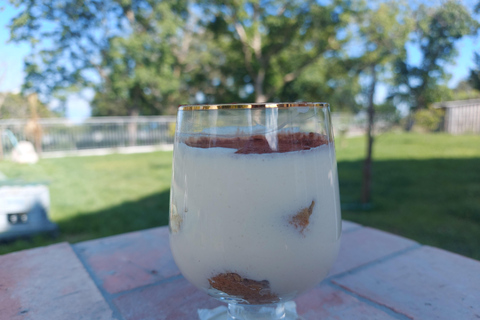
[{"xmin": 227, "ymin": 303, "xmax": 301, "ymax": 320}]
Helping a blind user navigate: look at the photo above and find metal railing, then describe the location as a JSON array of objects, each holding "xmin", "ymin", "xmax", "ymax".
[
  {"xmin": 0, "ymin": 112, "xmax": 396, "ymax": 158},
  {"xmin": 0, "ymin": 116, "xmax": 177, "ymax": 158}
]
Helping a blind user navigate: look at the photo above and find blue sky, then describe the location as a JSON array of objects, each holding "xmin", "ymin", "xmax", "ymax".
[
  {"xmin": 0, "ymin": 4, "xmax": 92, "ymax": 121},
  {"xmin": 0, "ymin": 5, "xmax": 27, "ymax": 94},
  {"xmin": 1, "ymin": 1, "xmax": 480, "ymax": 120}
]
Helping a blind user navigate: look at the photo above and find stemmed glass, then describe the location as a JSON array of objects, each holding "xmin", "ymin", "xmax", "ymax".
[{"xmin": 169, "ymin": 102, "xmax": 341, "ymax": 320}]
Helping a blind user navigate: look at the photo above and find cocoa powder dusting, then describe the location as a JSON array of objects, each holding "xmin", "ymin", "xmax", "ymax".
[
  {"xmin": 208, "ymin": 272, "xmax": 279, "ymax": 304},
  {"xmin": 289, "ymin": 200, "xmax": 315, "ymax": 234},
  {"xmin": 184, "ymin": 132, "xmax": 328, "ymax": 154}
]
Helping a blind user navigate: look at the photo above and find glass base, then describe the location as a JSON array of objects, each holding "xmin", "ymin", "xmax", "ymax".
[
  {"xmin": 228, "ymin": 302, "xmax": 302, "ymax": 320},
  {"xmin": 197, "ymin": 302, "xmax": 304, "ymax": 320}
]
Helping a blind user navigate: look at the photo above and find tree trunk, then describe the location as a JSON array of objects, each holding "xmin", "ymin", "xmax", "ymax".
[
  {"xmin": 253, "ymin": 49, "xmax": 266, "ymax": 102},
  {"xmin": 0, "ymin": 131, "xmax": 3, "ymax": 160},
  {"xmin": 404, "ymin": 109, "xmax": 415, "ymax": 131},
  {"xmin": 128, "ymin": 108, "xmax": 139, "ymax": 147},
  {"xmin": 361, "ymin": 65, "xmax": 377, "ymax": 204},
  {"xmin": 254, "ymin": 65, "xmax": 268, "ymax": 103},
  {"xmin": 27, "ymin": 93, "xmax": 42, "ymax": 155},
  {"xmin": 255, "ymin": 92, "xmax": 267, "ymax": 103},
  {"xmin": 0, "ymin": 99, "xmax": 3, "ymax": 160},
  {"xmin": 405, "ymin": 95, "xmax": 423, "ymax": 131}
]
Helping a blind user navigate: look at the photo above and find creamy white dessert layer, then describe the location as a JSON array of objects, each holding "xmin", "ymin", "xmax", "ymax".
[{"xmin": 170, "ymin": 141, "xmax": 341, "ymax": 299}]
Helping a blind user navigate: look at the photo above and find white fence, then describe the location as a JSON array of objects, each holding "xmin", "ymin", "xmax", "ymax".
[
  {"xmin": 434, "ymin": 99, "xmax": 480, "ymax": 134},
  {"xmin": 0, "ymin": 116, "xmax": 176, "ymax": 158},
  {"xmin": 445, "ymin": 104, "xmax": 480, "ymax": 134},
  {"xmin": 0, "ymin": 112, "xmax": 391, "ymax": 159}
]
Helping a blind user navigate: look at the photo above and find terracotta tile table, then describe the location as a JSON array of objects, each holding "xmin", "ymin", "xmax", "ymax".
[{"xmin": 1, "ymin": 221, "xmax": 479, "ymax": 320}]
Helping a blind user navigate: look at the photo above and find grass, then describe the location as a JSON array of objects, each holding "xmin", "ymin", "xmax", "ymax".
[
  {"xmin": 336, "ymin": 133, "xmax": 480, "ymax": 260},
  {"xmin": 0, "ymin": 132, "xmax": 479, "ymax": 260},
  {"xmin": 0, "ymin": 152, "xmax": 172, "ymax": 254}
]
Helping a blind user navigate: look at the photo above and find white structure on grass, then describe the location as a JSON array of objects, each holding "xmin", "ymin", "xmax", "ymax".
[{"xmin": 434, "ymin": 99, "xmax": 480, "ymax": 134}]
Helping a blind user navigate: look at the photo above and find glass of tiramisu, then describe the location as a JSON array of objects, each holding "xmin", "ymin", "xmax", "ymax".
[{"xmin": 169, "ymin": 103, "xmax": 341, "ymax": 319}]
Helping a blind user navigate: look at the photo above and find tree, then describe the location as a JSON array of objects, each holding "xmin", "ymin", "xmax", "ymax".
[
  {"xmin": 90, "ymin": 2, "xmax": 219, "ymax": 116},
  {"xmin": 390, "ymin": 1, "xmax": 479, "ymax": 129},
  {"xmin": 0, "ymin": 92, "xmax": 53, "ymax": 158},
  {"xmin": 0, "ymin": 64, "xmax": 6, "ymax": 160},
  {"xmin": 0, "ymin": 92, "xmax": 53, "ymax": 119},
  {"xmin": 8, "ymin": 0, "xmax": 212, "ymax": 116},
  {"xmin": 468, "ymin": 53, "xmax": 480, "ymax": 93},
  {"xmin": 280, "ymin": 56, "xmax": 362, "ymax": 112},
  {"xmin": 0, "ymin": 63, "xmax": 7, "ymax": 115},
  {"xmin": 453, "ymin": 79, "xmax": 480, "ymax": 100},
  {"xmin": 352, "ymin": 0, "xmax": 413, "ymax": 204},
  {"xmin": 200, "ymin": 0, "xmax": 354, "ymax": 103}
]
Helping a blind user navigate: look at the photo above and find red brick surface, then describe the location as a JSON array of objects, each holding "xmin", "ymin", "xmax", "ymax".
[
  {"xmin": 334, "ymin": 246, "xmax": 480, "ymax": 320},
  {"xmin": 2, "ymin": 222, "xmax": 479, "ymax": 320},
  {"xmin": 296, "ymin": 284, "xmax": 399, "ymax": 319},
  {"xmin": 113, "ymin": 276, "xmax": 223, "ymax": 320},
  {"xmin": 112, "ymin": 275, "xmax": 399, "ymax": 320},
  {"xmin": 0, "ymin": 243, "xmax": 114, "ymax": 320},
  {"xmin": 74, "ymin": 227, "xmax": 179, "ymax": 294},
  {"xmin": 329, "ymin": 227, "xmax": 418, "ymax": 277}
]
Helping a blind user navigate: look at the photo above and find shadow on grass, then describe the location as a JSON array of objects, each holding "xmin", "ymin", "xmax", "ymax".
[
  {"xmin": 1, "ymin": 157, "xmax": 479, "ymax": 261},
  {"xmin": 338, "ymin": 157, "xmax": 480, "ymax": 260},
  {"xmin": 58, "ymin": 157, "xmax": 480, "ymax": 260},
  {"xmin": 57, "ymin": 189, "xmax": 171, "ymax": 242},
  {"xmin": 0, "ymin": 190, "xmax": 171, "ymax": 255}
]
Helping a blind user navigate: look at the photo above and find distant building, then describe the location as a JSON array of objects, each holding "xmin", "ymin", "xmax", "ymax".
[{"xmin": 434, "ymin": 99, "xmax": 480, "ymax": 134}]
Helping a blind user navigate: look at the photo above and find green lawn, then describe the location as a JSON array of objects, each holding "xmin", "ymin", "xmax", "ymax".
[
  {"xmin": 1, "ymin": 133, "xmax": 479, "ymax": 260},
  {"xmin": 337, "ymin": 133, "xmax": 480, "ymax": 260},
  {"xmin": 0, "ymin": 152, "xmax": 173, "ymax": 254}
]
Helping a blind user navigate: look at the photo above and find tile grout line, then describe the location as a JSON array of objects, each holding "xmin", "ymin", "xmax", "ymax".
[
  {"xmin": 69, "ymin": 225, "xmax": 417, "ymax": 320},
  {"xmin": 106, "ymin": 236, "xmax": 420, "ymax": 316},
  {"xmin": 327, "ymin": 282, "xmax": 414, "ymax": 320},
  {"xmin": 327, "ymin": 243, "xmax": 422, "ymax": 281},
  {"xmin": 108, "ymin": 273, "xmax": 186, "ymax": 300},
  {"xmin": 324, "ymin": 244, "xmax": 424, "ymax": 319},
  {"xmin": 70, "ymin": 244, "xmax": 127, "ymax": 320}
]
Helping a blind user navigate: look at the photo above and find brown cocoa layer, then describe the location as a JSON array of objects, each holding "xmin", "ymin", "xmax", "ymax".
[
  {"xmin": 289, "ymin": 200, "xmax": 315, "ymax": 235},
  {"xmin": 184, "ymin": 132, "xmax": 328, "ymax": 154},
  {"xmin": 208, "ymin": 272, "xmax": 279, "ymax": 304}
]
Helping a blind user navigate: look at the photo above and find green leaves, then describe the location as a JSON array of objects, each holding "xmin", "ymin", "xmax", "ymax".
[
  {"xmin": 200, "ymin": 0, "xmax": 354, "ymax": 104},
  {"xmin": 391, "ymin": 1, "xmax": 479, "ymax": 111},
  {"xmin": 468, "ymin": 53, "xmax": 480, "ymax": 93},
  {"xmin": 0, "ymin": 92, "xmax": 54, "ymax": 119},
  {"xmin": 7, "ymin": 0, "xmax": 479, "ymax": 116},
  {"xmin": 8, "ymin": 0, "xmax": 207, "ymax": 115}
]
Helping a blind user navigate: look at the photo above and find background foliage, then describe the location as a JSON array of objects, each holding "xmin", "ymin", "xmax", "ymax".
[{"xmin": 7, "ymin": 0, "xmax": 479, "ymax": 115}]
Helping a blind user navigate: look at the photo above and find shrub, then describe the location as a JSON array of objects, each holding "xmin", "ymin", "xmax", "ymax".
[{"xmin": 414, "ymin": 107, "xmax": 444, "ymax": 132}]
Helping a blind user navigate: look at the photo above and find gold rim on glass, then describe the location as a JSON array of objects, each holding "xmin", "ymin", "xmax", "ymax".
[{"xmin": 178, "ymin": 102, "xmax": 328, "ymax": 111}]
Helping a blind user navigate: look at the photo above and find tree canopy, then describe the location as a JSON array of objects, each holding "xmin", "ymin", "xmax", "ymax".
[
  {"xmin": 7, "ymin": 0, "xmax": 363, "ymax": 114},
  {"xmin": 0, "ymin": 92, "xmax": 53, "ymax": 119},
  {"xmin": 7, "ymin": 0, "xmax": 480, "ymax": 116},
  {"xmin": 198, "ymin": 0, "xmax": 355, "ymax": 104},
  {"xmin": 390, "ymin": 1, "xmax": 479, "ymax": 112},
  {"xmin": 8, "ymin": 0, "xmax": 212, "ymax": 116}
]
